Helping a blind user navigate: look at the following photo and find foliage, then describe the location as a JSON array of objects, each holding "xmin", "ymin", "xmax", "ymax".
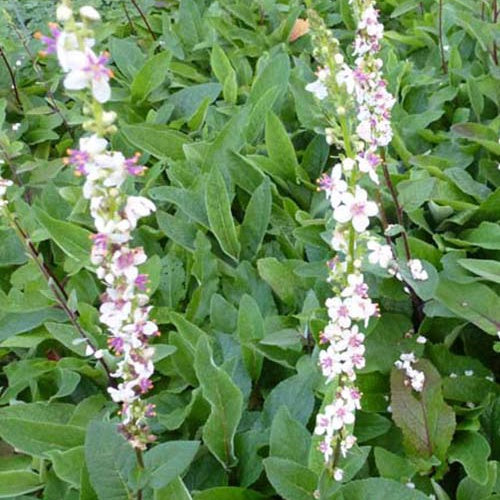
[{"xmin": 0, "ymin": 0, "xmax": 498, "ymax": 498}]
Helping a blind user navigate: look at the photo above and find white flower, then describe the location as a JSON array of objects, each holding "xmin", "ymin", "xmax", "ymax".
[
  {"xmin": 416, "ymin": 335, "xmax": 427, "ymax": 344},
  {"xmin": 333, "ymin": 468, "xmax": 344, "ymax": 481},
  {"xmin": 367, "ymin": 240, "xmax": 392, "ymax": 268},
  {"xmin": 124, "ymin": 196, "xmax": 156, "ymax": 228},
  {"xmin": 56, "ymin": 4, "xmax": 73, "ymax": 21},
  {"xmin": 408, "ymin": 259, "xmax": 428, "ymax": 281},
  {"xmin": 80, "ymin": 5, "xmax": 101, "ymax": 21},
  {"xmin": 318, "ymin": 164, "xmax": 347, "ymax": 208},
  {"xmin": 306, "ymin": 79, "xmax": 328, "ymax": 100},
  {"xmin": 80, "ymin": 134, "xmax": 108, "ymax": 155},
  {"xmin": 11, "ymin": 123, "xmax": 21, "ymax": 131},
  {"xmin": 333, "ymin": 186, "xmax": 378, "ymax": 232},
  {"xmin": 464, "ymin": 370, "xmax": 474, "ymax": 376},
  {"xmin": 63, "ymin": 48, "xmax": 112, "ymax": 103}
]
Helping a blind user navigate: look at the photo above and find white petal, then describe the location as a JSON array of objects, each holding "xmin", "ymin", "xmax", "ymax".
[
  {"xmin": 334, "ymin": 205, "xmax": 351, "ymax": 224},
  {"xmin": 352, "ymin": 215, "xmax": 369, "ymax": 232},
  {"xmin": 92, "ymin": 78, "xmax": 111, "ymax": 103},
  {"xmin": 365, "ymin": 201, "xmax": 378, "ymax": 216},
  {"xmin": 64, "ymin": 70, "xmax": 88, "ymax": 90}
]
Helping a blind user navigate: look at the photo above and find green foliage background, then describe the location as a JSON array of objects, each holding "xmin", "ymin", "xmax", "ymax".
[{"xmin": 0, "ymin": 0, "xmax": 499, "ymax": 498}]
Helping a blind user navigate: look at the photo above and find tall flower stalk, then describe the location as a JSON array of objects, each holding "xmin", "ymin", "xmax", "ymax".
[
  {"xmin": 37, "ymin": 1, "xmax": 158, "ymax": 450},
  {"xmin": 305, "ymin": 0, "xmax": 425, "ymax": 478}
]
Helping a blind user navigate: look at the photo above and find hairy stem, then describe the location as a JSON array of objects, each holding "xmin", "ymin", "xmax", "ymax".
[{"xmin": 0, "ymin": 46, "xmax": 22, "ymax": 109}]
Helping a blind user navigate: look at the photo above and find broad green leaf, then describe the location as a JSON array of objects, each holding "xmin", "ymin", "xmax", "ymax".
[
  {"xmin": 194, "ymin": 336, "xmax": 243, "ymax": 467},
  {"xmin": 0, "ymin": 471, "xmax": 42, "ymax": 498},
  {"xmin": 257, "ymin": 258, "xmax": 303, "ymax": 308},
  {"xmin": 374, "ymin": 447, "xmax": 417, "ymax": 482},
  {"xmin": 269, "ymin": 406, "xmax": 310, "ymax": 465},
  {"xmin": 0, "ymin": 308, "xmax": 66, "ymax": 341},
  {"xmin": 249, "ymin": 53, "xmax": 290, "ymax": 106},
  {"xmin": 84, "ymin": 421, "xmax": 134, "ymax": 500},
  {"xmin": 240, "ymin": 178, "xmax": 272, "ymax": 260},
  {"xmin": 449, "ymin": 431, "xmax": 491, "ymax": 485},
  {"xmin": 210, "ymin": 45, "xmax": 237, "ymax": 104},
  {"xmin": 154, "ymin": 477, "xmax": 192, "ymax": 500},
  {"xmin": 109, "ymin": 37, "xmax": 146, "ymax": 80},
  {"xmin": 452, "ymin": 123, "xmax": 500, "ymax": 155},
  {"xmin": 169, "ymin": 83, "xmax": 221, "ymax": 121},
  {"xmin": 45, "ymin": 321, "xmax": 94, "ymax": 356},
  {"xmin": 333, "ymin": 478, "xmax": 430, "ymax": 499},
  {"xmin": 461, "ymin": 222, "xmax": 500, "ymax": 249},
  {"xmin": 145, "ymin": 441, "xmax": 200, "ymax": 489},
  {"xmin": 0, "ymin": 403, "xmax": 85, "ymax": 456},
  {"xmin": 122, "ymin": 124, "xmax": 190, "ymax": 160},
  {"xmin": 390, "ymin": 360, "xmax": 455, "ymax": 461},
  {"xmin": 0, "ymin": 229, "xmax": 28, "ymax": 267},
  {"xmin": 131, "ymin": 51, "xmax": 171, "ymax": 101},
  {"xmin": 265, "ymin": 111, "xmax": 299, "ymax": 182},
  {"xmin": 263, "ymin": 457, "xmax": 317, "ymax": 500},
  {"xmin": 205, "ymin": 166, "xmax": 240, "ymax": 261},
  {"xmin": 193, "ymin": 487, "xmax": 265, "ymax": 500},
  {"xmin": 34, "ymin": 207, "xmax": 92, "ymax": 265},
  {"xmin": 237, "ymin": 294, "xmax": 264, "ymax": 381},
  {"xmin": 47, "ymin": 446, "xmax": 84, "ymax": 488},
  {"xmin": 456, "ymin": 461, "xmax": 498, "ymax": 500},
  {"xmin": 458, "ymin": 259, "xmax": 500, "ymax": 284},
  {"xmin": 435, "ymin": 278, "xmax": 500, "ymax": 335}
]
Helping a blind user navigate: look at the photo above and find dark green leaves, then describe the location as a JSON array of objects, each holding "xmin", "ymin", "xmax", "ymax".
[
  {"xmin": 194, "ymin": 336, "xmax": 243, "ymax": 467},
  {"xmin": 131, "ymin": 51, "xmax": 171, "ymax": 102}
]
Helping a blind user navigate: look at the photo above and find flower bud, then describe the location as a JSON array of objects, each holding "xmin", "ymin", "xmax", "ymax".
[
  {"xmin": 80, "ymin": 5, "xmax": 101, "ymax": 21},
  {"xmin": 56, "ymin": 4, "xmax": 73, "ymax": 21},
  {"xmin": 102, "ymin": 111, "xmax": 117, "ymax": 125}
]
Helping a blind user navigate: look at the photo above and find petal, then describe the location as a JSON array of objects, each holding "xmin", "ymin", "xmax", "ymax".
[
  {"xmin": 64, "ymin": 70, "xmax": 88, "ymax": 90},
  {"xmin": 352, "ymin": 215, "xmax": 369, "ymax": 232},
  {"xmin": 334, "ymin": 205, "xmax": 351, "ymax": 224},
  {"xmin": 92, "ymin": 78, "xmax": 111, "ymax": 103},
  {"xmin": 365, "ymin": 201, "xmax": 379, "ymax": 216}
]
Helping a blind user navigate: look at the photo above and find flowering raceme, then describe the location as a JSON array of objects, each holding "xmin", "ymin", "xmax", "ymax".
[
  {"xmin": 306, "ymin": 0, "xmax": 425, "ymax": 477},
  {"xmin": 39, "ymin": 2, "xmax": 158, "ymax": 450}
]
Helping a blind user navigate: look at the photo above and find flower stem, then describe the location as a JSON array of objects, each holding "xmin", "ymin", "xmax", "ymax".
[
  {"xmin": 0, "ymin": 46, "xmax": 22, "ymax": 109},
  {"xmin": 135, "ymin": 448, "xmax": 145, "ymax": 500},
  {"xmin": 438, "ymin": 0, "xmax": 447, "ymax": 74},
  {"xmin": 129, "ymin": 0, "xmax": 156, "ymax": 41}
]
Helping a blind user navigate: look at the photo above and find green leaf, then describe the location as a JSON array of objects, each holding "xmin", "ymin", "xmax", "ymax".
[
  {"xmin": 193, "ymin": 487, "xmax": 265, "ymax": 500},
  {"xmin": 458, "ymin": 259, "xmax": 500, "ymax": 284},
  {"xmin": 265, "ymin": 111, "xmax": 299, "ymax": 182},
  {"xmin": 145, "ymin": 441, "xmax": 200, "ymax": 489},
  {"xmin": 154, "ymin": 477, "xmax": 192, "ymax": 500},
  {"xmin": 461, "ymin": 222, "xmax": 500, "ymax": 249},
  {"xmin": 456, "ymin": 461, "xmax": 498, "ymax": 500},
  {"xmin": 257, "ymin": 258, "xmax": 303, "ymax": 308},
  {"xmin": 47, "ymin": 446, "xmax": 84, "ymax": 488},
  {"xmin": 249, "ymin": 53, "xmax": 290, "ymax": 106},
  {"xmin": 237, "ymin": 294, "xmax": 264, "ymax": 381},
  {"xmin": 452, "ymin": 123, "xmax": 500, "ymax": 155},
  {"xmin": 0, "ymin": 229, "xmax": 28, "ymax": 267},
  {"xmin": 210, "ymin": 45, "xmax": 237, "ymax": 104},
  {"xmin": 205, "ymin": 166, "xmax": 240, "ymax": 261},
  {"xmin": 390, "ymin": 360, "xmax": 456, "ymax": 461},
  {"xmin": 269, "ymin": 406, "xmax": 311, "ymax": 465},
  {"xmin": 0, "ymin": 308, "xmax": 66, "ymax": 341},
  {"xmin": 435, "ymin": 278, "xmax": 500, "ymax": 335},
  {"xmin": 0, "ymin": 403, "xmax": 85, "ymax": 456},
  {"xmin": 45, "ymin": 321, "xmax": 94, "ymax": 356},
  {"xmin": 194, "ymin": 336, "xmax": 243, "ymax": 467},
  {"xmin": 122, "ymin": 124, "xmax": 190, "ymax": 160},
  {"xmin": 131, "ymin": 51, "xmax": 171, "ymax": 101},
  {"xmin": 0, "ymin": 470, "xmax": 42, "ymax": 498},
  {"xmin": 374, "ymin": 447, "xmax": 417, "ymax": 482},
  {"xmin": 449, "ymin": 431, "xmax": 491, "ymax": 485},
  {"xmin": 109, "ymin": 37, "xmax": 146, "ymax": 80},
  {"xmin": 240, "ymin": 178, "xmax": 272, "ymax": 260},
  {"xmin": 263, "ymin": 457, "xmax": 317, "ymax": 500},
  {"xmin": 34, "ymin": 207, "xmax": 92, "ymax": 265},
  {"xmin": 333, "ymin": 478, "xmax": 430, "ymax": 499},
  {"xmin": 84, "ymin": 421, "xmax": 134, "ymax": 500}
]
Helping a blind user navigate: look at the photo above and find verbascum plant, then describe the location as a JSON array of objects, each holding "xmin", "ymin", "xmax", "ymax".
[
  {"xmin": 36, "ymin": 1, "xmax": 158, "ymax": 451},
  {"xmin": 306, "ymin": 0, "xmax": 426, "ymax": 479}
]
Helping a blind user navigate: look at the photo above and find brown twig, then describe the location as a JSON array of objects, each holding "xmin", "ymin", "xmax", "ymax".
[
  {"xmin": 493, "ymin": 0, "xmax": 499, "ymax": 65},
  {"xmin": 380, "ymin": 159, "xmax": 424, "ymax": 327},
  {"xmin": 438, "ymin": 0, "xmax": 448, "ymax": 74},
  {"xmin": 0, "ymin": 46, "xmax": 22, "ymax": 109},
  {"xmin": 130, "ymin": 0, "xmax": 157, "ymax": 40},
  {"xmin": 123, "ymin": 3, "xmax": 135, "ymax": 33}
]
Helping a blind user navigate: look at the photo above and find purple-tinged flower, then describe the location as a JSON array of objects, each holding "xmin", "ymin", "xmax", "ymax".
[{"xmin": 34, "ymin": 23, "xmax": 61, "ymax": 56}]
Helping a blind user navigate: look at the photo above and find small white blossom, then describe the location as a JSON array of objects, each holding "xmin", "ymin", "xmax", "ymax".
[
  {"xmin": 80, "ymin": 5, "xmax": 101, "ymax": 21},
  {"xmin": 56, "ymin": 4, "xmax": 73, "ymax": 21},
  {"xmin": 408, "ymin": 259, "xmax": 428, "ymax": 281},
  {"xmin": 333, "ymin": 186, "xmax": 378, "ymax": 232}
]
